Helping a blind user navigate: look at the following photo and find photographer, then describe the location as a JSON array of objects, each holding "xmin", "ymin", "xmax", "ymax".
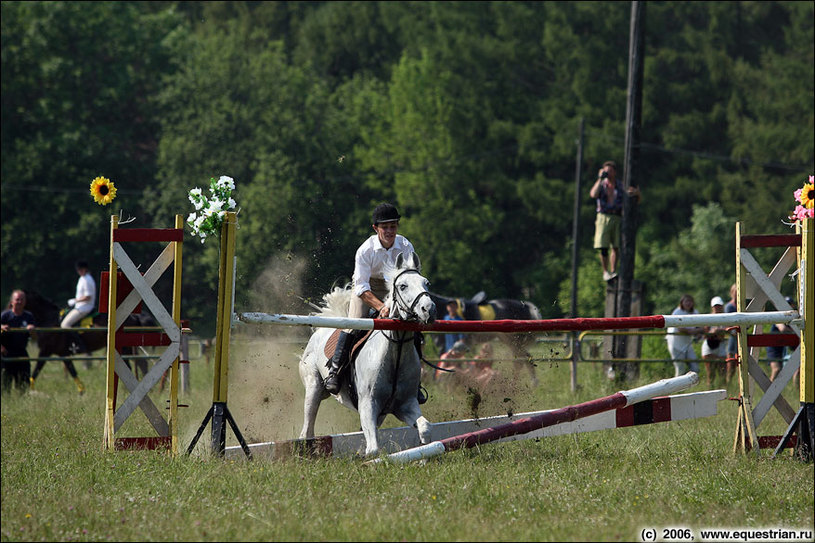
[{"xmin": 589, "ymin": 161, "xmax": 641, "ymax": 282}]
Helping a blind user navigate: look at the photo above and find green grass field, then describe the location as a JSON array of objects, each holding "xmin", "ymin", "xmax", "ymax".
[{"xmin": 2, "ymin": 330, "xmax": 813, "ymax": 542}]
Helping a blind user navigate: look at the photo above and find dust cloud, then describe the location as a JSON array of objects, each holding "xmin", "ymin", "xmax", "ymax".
[{"xmin": 226, "ymin": 253, "xmax": 358, "ymax": 445}]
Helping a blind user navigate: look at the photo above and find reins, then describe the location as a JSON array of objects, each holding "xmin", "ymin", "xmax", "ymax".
[{"xmin": 378, "ymin": 267, "xmax": 447, "ymax": 408}]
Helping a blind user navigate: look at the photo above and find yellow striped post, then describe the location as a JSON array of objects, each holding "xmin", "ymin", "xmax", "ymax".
[
  {"xmin": 187, "ymin": 211, "xmax": 251, "ymax": 458},
  {"xmin": 169, "ymin": 214, "xmax": 184, "ymax": 455},
  {"xmin": 799, "ymin": 218, "xmax": 813, "ymax": 405},
  {"xmin": 733, "ymin": 222, "xmax": 759, "ymax": 455},
  {"xmin": 104, "ymin": 214, "xmax": 119, "ymax": 450},
  {"xmin": 212, "ymin": 211, "xmax": 237, "ymax": 404}
]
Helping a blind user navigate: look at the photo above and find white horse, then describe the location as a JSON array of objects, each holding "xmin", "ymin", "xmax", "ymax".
[{"xmin": 298, "ymin": 251, "xmax": 437, "ymax": 457}]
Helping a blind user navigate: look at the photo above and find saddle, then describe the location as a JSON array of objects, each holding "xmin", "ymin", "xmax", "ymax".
[
  {"xmin": 323, "ymin": 328, "xmax": 428, "ymax": 408},
  {"xmin": 323, "ymin": 329, "xmax": 372, "ymax": 361},
  {"xmin": 58, "ymin": 309, "xmax": 99, "ymax": 328}
]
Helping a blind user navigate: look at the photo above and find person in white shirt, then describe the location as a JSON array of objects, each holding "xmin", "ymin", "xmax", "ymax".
[
  {"xmin": 60, "ymin": 260, "xmax": 96, "ymax": 329},
  {"xmin": 324, "ymin": 203, "xmax": 416, "ymax": 394},
  {"xmin": 666, "ymin": 294, "xmax": 703, "ymax": 377}
]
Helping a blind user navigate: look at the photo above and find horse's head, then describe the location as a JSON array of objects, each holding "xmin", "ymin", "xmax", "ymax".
[
  {"xmin": 21, "ymin": 290, "xmax": 61, "ymax": 326},
  {"xmin": 386, "ymin": 251, "xmax": 436, "ymax": 324}
]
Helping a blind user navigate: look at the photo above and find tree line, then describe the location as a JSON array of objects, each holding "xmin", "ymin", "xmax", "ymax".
[{"xmin": 2, "ymin": 1, "xmax": 812, "ymax": 336}]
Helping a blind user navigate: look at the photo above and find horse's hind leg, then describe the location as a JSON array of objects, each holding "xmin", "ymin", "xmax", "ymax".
[{"xmin": 30, "ymin": 360, "xmax": 47, "ymax": 389}]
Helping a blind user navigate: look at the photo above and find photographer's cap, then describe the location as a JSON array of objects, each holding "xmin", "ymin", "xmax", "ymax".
[
  {"xmin": 372, "ymin": 203, "xmax": 401, "ymax": 225},
  {"xmin": 710, "ymin": 296, "xmax": 724, "ymax": 307}
]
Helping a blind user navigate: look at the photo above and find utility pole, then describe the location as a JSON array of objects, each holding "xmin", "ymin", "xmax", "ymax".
[
  {"xmin": 570, "ymin": 117, "xmax": 584, "ymax": 320},
  {"xmin": 614, "ymin": 1, "xmax": 644, "ymax": 379},
  {"xmin": 570, "ymin": 117, "xmax": 584, "ymax": 391}
]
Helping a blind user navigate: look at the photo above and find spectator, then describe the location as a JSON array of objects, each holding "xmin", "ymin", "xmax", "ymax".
[
  {"xmin": 724, "ymin": 283, "xmax": 738, "ymax": 384},
  {"xmin": 589, "ymin": 161, "xmax": 641, "ymax": 281},
  {"xmin": 702, "ymin": 296, "xmax": 727, "ymax": 388},
  {"xmin": 666, "ymin": 294, "xmax": 703, "ymax": 378},
  {"xmin": 60, "ymin": 260, "xmax": 97, "ymax": 353},
  {"xmin": 470, "ymin": 341, "xmax": 498, "ymax": 390},
  {"xmin": 1, "ymin": 290, "xmax": 36, "ymax": 393},
  {"xmin": 442, "ymin": 301, "xmax": 465, "ymax": 356},
  {"xmin": 435, "ymin": 339, "xmax": 468, "ymax": 389}
]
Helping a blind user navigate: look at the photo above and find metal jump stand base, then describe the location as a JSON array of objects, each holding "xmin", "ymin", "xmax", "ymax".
[{"xmin": 186, "ymin": 401, "xmax": 252, "ymax": 459}]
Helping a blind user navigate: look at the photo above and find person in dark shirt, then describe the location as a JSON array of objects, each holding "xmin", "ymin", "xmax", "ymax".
[
  {"xmin": 1, "ymin": 290, "xmax": 36, "ymax": 393},
  {"xmin": 442, "ymin": 301, "xmax": 465, "ymax": 355},
  {"xmin": 589, "ymin": 161, "xmax": 641, "ymax": 282}
]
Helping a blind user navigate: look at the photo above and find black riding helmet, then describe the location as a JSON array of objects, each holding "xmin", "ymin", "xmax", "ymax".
[{"xmin": 372, "ymin": 203, "xmax": 401, "ymax": 225}]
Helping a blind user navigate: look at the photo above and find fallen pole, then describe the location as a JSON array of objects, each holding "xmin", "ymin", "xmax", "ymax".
[
  {"xmin": 223, "ymin": 388, "xmax": 726, "ymax": 460},
  {"xmin": 369, "ymin": 371, "xmax": 700, "ymax": 464},
  {"xmin": 236, "ymin": 310, "xmax": 798, "ymax": 333}
]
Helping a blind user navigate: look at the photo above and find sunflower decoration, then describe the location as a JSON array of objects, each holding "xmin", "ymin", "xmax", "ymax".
[
  {"xmin": 789, "ymin": 174, "xmax": 814, "ymax": 223},
  {"xmin": 90, "ymin": 176, "xmax": 118, "ymax": 206}
]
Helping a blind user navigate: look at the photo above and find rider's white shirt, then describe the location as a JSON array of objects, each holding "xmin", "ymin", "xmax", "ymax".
[
  {"xmin": 74, "ymin": 273, "xmax": 97, "ymax": 314},
  {"xmin": 352, "ymin": 234, "xmax": 415, "ymax": 297}
]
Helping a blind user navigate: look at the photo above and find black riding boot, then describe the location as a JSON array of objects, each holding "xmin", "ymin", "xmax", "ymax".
[{"xmin": 325, "ymin": 331, "xmax": 352, "ymax": 394}]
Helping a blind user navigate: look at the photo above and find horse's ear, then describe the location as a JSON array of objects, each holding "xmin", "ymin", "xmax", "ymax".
[
  {"xmin": 410, "ymin": 251, "xmax": 421, "ymax": 271},
  {"xmin": 395, "ymin": 252, "xmax": 405, "ymax": 270}
]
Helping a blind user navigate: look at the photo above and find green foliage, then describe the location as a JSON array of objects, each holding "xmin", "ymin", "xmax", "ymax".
[{"xmin": 1, "ymin": 1, "xmax": 184, "ymax": 302}]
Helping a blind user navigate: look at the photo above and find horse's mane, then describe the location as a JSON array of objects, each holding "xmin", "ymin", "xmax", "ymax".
[{"xmin": 313, "ymin": 285, "xmax": 354, "ymax": 317}]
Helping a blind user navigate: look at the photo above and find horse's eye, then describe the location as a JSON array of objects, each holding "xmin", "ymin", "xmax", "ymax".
[{"xmin": 399, "ymin": 284, "xmax": 407, "ymax": 291}]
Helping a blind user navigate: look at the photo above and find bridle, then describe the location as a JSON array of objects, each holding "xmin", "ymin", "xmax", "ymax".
[
  {"xmin": 378, "ymin": 267, "xmax": 441, "ymax": 406},
  {"xmin": 389, "ymin": 268, "xmax": 433, "ymax": 323}
]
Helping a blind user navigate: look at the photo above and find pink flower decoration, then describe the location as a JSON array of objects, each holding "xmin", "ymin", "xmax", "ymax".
[{"xmin": 792, "ymin": 204, "xmax": 814, "ymax": 221}]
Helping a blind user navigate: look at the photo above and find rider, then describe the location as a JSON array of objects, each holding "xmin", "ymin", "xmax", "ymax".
[
  {"xmin": 324, "ymin": 203, "xmax": 417, "ymax": 395},
  {"xmin": 60, "ymin": 260, "xmax": 97, "ymax": 354}
]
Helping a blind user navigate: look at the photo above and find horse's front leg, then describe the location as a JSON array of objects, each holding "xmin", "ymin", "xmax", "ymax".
[
  {"xmin": 299, "ymin": 368, "xmax": 325, "ymax": 440},
  {"xmin": 394, "ymin": 403, "xmax": 432, "ymax": 445},
  {"xmin": 358, "ymin": 396, "xmax": 381, "ymax": 457},
  {"xmin": 414, "ymin": 415, "xmax": 432, "ymax": 445}
]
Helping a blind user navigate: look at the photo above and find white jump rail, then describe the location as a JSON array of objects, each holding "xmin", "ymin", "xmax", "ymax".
[{"xmin": 236, "ymin": 310, "xmax": 800, "ymax": 332}]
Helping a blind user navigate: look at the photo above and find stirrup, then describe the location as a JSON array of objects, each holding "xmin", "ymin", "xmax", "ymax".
[{"xmin": 324, "ymin": 370, "xmax": 341, "ymax": 394}]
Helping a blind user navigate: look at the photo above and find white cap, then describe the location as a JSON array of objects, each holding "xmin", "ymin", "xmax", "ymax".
[{"xmin": 710, "ymin": 296, "xmax": 724, "ymax": 307}]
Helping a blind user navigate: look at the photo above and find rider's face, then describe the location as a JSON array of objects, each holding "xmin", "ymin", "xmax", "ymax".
[{"xmin": 373, "ymin": 221, "xmax": 399, "ymax": 248}]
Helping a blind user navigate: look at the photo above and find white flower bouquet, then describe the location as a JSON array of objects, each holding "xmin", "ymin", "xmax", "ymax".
[{"xmin": 187, "ymin": 175, "xmax": 238, "ymax": 243}]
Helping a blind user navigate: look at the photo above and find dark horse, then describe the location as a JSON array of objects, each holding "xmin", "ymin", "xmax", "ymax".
[
  {"xmin": 428, "ymin": 291, "xmax": 542, "ymax": 386},
  {"xmin": 23, "ymin": 291, "xmax": 154, "ymax": 393}
]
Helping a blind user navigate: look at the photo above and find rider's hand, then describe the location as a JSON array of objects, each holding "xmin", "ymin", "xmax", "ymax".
[
  {"xmin": 68, "ymin": 298, "xmax": 76, "ymax": 307},
  {"xmin": 379, "ymin": 306, "xmax": 390, "ymax": 318}
]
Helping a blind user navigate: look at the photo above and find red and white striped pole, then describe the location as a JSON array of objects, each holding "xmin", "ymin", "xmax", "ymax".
[
  {"xmin": 237, "ymin": 310, "xmax": 798, "ymax": 332},
  {"xmin": 367, "ymin": 371, "xmax": 700, "ymax": 464}
]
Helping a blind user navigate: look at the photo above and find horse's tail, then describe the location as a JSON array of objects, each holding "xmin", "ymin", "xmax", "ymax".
[{"xmin": 315, "ymin": 285, "xmax": 354, "ymax": 317}]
